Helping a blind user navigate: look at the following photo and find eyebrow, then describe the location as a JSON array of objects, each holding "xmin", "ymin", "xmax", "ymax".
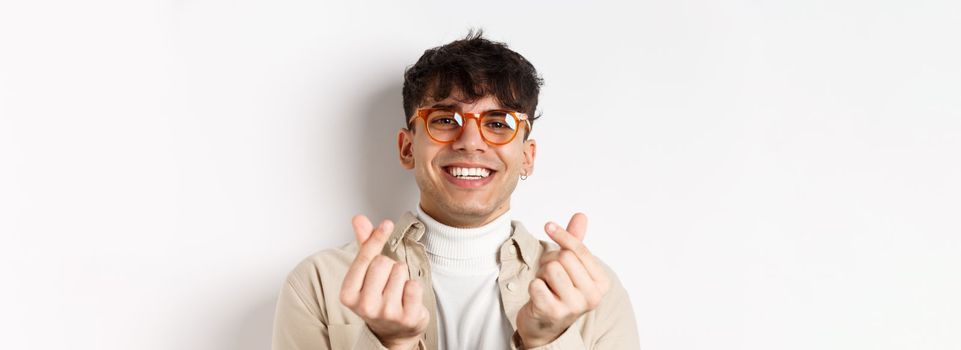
[
  {"xmin": 428, "ymin": 102, "xmax": 511, "ymax": 112},
  {"xmin": 429, "ymin": 103, "xmax": 458, "ymax": 109}
]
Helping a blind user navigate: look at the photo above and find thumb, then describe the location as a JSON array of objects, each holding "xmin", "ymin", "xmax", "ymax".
[
  {"xmin": 351, "ymin": 214, "xmax": 374, "ymax": 244},
  {"xmin": 566, "ymin": 212, "xmax": 588, "ymax": 241}
]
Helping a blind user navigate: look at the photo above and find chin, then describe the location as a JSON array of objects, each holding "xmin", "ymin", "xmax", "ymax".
[
  {"xmin": 416, "ymin": 175, "xmax": 509, "ymax": 223},
  {"xmin": 442, "ymin": 199, "xmax": 495, "ymax": 218}
]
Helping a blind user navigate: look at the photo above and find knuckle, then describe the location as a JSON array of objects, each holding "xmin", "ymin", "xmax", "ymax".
[
  {"xmin": 586, "ymin": 289, "xmax": 602, "ymax": 304},
  {"xmin": 534, "ymin": 266, "xmax": 549, "ymax": 280},
  {"xmin": 400, "ymin": 311, "xmax": 420, "ymax": 328},
  {"xmin": 391, "ymin": 263, "xmax": 408, "ymax": 276},
  {"xmin": 586, "ymin": 296, "xmax": 601, "ymax": 309},
  {"xmin": 578, "ymin": 244, "xmax": 592, "ymax": 254},
  {"xmin": 371, "ymin": 255, "xmax": 392, "ymax": 266},
  {"xmin": 575, "ymin": 295, "xmax": 591, "ymax": 311},
  {"xmin": 559, "ymin": 253, "xmax": 578, "ymax": 267},
  {"xmin": 406, "ymin": 279, "xmax": 422, "ymax": 292},
  {"xmin": 530, "ymin": 279, "xmax": 547, "ymax": 295},
  {"xmin": 546, "ymin": 262, "xmax": 565, "ymax": 279},
  {"xmin": 339, "ymin": 291, "xmax": 356, "ymax": 307},
  {"xmin": 359, "ymin": 303, "xmax": 379, "ymax": 319},
  {"xmin": 381, "ymin": 305, "xmax": 400, "ymax": 320},
  {"xmin": 529, "ymin": 298, "xmax": 546, "ymax": 313},
  {"xmin": 403, "ymin": 307, "xmax": 426, "ymax": 327},
  {"xmin": 528, "ymin": 281, "xmax": 540, "ymax": 294}
]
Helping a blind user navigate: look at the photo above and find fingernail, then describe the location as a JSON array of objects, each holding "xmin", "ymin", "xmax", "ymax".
[{"xmin": 546, "ymin": 222, "xmax": 556, "ymax": 233}]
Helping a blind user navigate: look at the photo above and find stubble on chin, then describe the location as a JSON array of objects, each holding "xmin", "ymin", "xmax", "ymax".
[{"xmin": 415, "ymin": 171, "xmax": 520, "ymax": 226}]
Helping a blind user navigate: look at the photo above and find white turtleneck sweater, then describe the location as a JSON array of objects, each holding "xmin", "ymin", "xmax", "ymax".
[{"xmin": 416, "ymin": 206, "xmax": 514, "ymax": 350}]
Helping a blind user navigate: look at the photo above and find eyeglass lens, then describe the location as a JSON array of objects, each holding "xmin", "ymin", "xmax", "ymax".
[{"xmin": 425, "ymin": 110, "xmax": 519, "ymax": 143}]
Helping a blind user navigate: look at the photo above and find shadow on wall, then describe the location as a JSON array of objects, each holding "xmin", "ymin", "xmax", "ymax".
[
  {"xmin": 357, "ymin": 80, "xmax": 419, "ymax": 223},
  {"xmin": 234, "ymin": 298, "xmax": 278, "ymax": 350},
  {"xmin": 227, "ymin": 79, "xmax": 417, "ymax": 350}
]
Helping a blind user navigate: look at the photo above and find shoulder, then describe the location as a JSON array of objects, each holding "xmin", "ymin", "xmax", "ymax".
[
  {"xmin": 279, "ymin": 241, "xmax": 360, "ymax": 323},
  {"xmin": 278, "ymin": 211, "xmax": 422, "ymax": 324},
  {"xmin": 288, "ymin": 242, "xmax": 358, "ymax": 279},
  {"xmin": 284, "ymin": 241, "xmax": 358, "ymax": 294}
]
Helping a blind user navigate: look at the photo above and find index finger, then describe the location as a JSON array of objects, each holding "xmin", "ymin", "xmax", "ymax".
[
  {"xmin": 545, "ymin": 221, "xmax": 606, "ymax": 282},
  {"xmin": 545, "ymin": 221, "xmax": 589, "ymax": 256},
  {"xmin": 342, "ymin": 216, "xmax": 393, "ymax": 294},
  {"xmin": 353, "ymin": 216, "xmax": 393, "ymax": 265}
]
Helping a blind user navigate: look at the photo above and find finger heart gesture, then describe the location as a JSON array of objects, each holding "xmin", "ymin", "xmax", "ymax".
[
  {"xmin": 339, "ymin": 215, "xmax": 430, "ymax": 350},
  {"xmin": 515, "ymin": 213, "xmax": 611, "ymax": 348}
]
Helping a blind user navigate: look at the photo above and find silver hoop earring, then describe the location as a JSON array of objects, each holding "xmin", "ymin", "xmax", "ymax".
[{"xmin": 520, "ymin": 172, "xmax": 528, "ymax": 181}]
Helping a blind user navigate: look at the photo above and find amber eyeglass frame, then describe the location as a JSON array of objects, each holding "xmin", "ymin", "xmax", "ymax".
[{"xmin": 408, "ymin": 108, "xmax": 531, "ymax": 146}]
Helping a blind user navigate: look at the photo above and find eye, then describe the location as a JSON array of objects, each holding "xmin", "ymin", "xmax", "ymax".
[
  {"xmin": 486, "ymin": 121, "xmax": 508, "ymax": 129},
  {"xmin": 432, "ymin": 117, "xmax": 458, "ymax": 125}
]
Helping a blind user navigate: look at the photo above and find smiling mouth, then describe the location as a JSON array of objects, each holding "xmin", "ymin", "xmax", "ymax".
[{"xmin": 443, "ymin": 166, "xmax": 494, "ymax": 180}]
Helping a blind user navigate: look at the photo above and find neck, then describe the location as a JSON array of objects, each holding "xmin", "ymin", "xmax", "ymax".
[
  {"xmin": 418, "ymin": 201, "xmax": 510, "ymax": 228},
  {"xmin": 416, "ymin": 204, "xmax": 513, "ymax": 273}
]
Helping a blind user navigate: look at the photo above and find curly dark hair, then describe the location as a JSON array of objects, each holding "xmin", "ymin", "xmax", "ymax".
[{"xmin": 402, "ymin": 29, "xmax": 544, "ymax": 139}]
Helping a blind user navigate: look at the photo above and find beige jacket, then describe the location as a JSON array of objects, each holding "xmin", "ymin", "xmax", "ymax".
[{"xmin": 271, "ymin": 211, "xmax": 640, "ymax": 349}]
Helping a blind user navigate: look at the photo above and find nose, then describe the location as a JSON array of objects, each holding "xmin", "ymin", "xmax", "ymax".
[{"xmin": 450, "ymin": 114, "xmax": 488, "ymax": 152}]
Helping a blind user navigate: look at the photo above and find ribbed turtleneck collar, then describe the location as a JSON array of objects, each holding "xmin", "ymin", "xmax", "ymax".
[{"xmin": 416, "ymin": 205, "xmax": 513, "ymax": 275}]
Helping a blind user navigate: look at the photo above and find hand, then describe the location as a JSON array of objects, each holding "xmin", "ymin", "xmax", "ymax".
[
  {"xmin": 515, "ymin": 213, "xmax": 611, "ymax": 348},
  {"xmin": 339, "ymin": 215, "xmax": 429, "ymax": 350}
]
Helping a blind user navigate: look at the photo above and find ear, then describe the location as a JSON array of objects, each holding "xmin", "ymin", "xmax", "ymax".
[
  {"xmin": 398, "ymin": 128, "xmax": 415, "ymax": 170},
  {"xmin": 522, "ymin": 138, "xmax": 536, "ymax": 176}
]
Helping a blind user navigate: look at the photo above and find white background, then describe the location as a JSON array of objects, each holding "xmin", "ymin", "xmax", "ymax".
[{"xmin": 2, "ymin": 1, "xmax": 959, "ymax": 349}]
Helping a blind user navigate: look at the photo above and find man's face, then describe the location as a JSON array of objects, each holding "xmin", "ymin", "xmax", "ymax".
[{"xmin": 398, "ymin": 92, "xmax": 537, "ymax": 228}]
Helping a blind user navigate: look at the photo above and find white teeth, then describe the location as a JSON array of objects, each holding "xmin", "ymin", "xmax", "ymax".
[{"xmin": 447, "ymin": 167, "xmax": 491, "ymax": 179}]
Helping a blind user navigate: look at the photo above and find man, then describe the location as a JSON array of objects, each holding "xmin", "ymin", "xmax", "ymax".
[{"xmin": 271, "ymin": 30, "xmax": 640, "ymax": 350}]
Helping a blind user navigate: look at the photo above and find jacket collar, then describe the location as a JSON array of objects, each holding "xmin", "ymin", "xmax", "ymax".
[
  {"xmin": 387, "ymin": 211, "xmax": 424, "ymax": 251},
  {"xmin": 505, "ymin": 220, "xmax": 539, "ymax": 268},
  {"xmin": 387, "ymin": 210, "xmax": 539, "ymax": 268}
]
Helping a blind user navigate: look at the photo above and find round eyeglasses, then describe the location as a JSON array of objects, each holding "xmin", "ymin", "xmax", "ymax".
[{"xmin": 409, "ymin": 108, "xmax": 530, "ymax": 146}]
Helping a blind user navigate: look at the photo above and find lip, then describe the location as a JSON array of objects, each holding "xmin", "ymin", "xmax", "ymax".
[
  {"xmin": 440, "ymin": 162, "xmax": 497, "ymax": 189},
  {"xmin": 442, "ymin": 162, "xmax": 497, "ymax": 170}
]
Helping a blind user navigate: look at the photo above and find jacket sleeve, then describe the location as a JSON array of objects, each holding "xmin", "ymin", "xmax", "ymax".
[
  {"xmin": 271, "ymin": 275, "xmax": 332, "ymax": 350},
  {"xmin": 271, "ymin": 264, "xmax": 426, "ymax": 350},
  {"xmin": 588, "ymin": 265, "xmax": 641, "ymax": 349},
  {"xmin": 511, "ymin": 323, "xmax": 587, "ymax": 350},
  {"xmin": 353, "ymin": 324, "xmax": 427, "ymax": 350}
]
